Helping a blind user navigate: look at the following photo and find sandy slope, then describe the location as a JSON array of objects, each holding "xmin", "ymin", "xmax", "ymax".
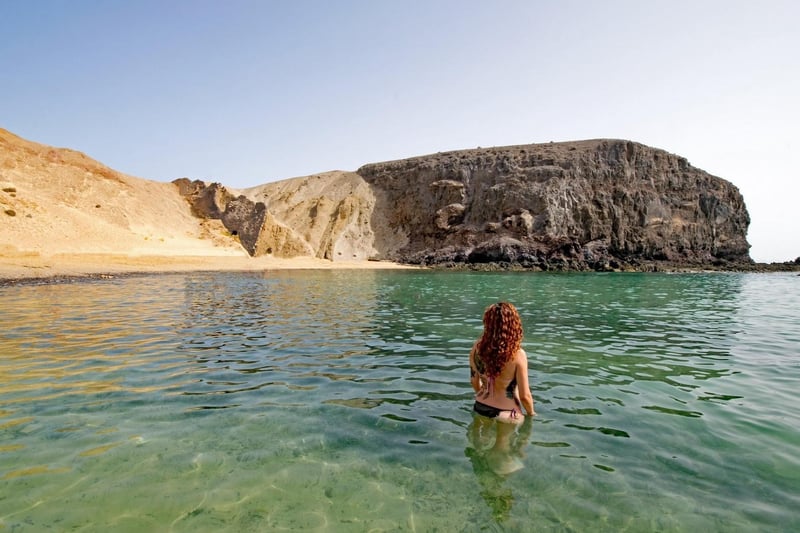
[{"xmin": 0, "ymin": 128, "xmax": 411, "ymax": 280}]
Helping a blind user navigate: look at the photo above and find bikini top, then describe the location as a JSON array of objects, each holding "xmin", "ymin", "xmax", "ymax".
[{"xmin": 475, "ymin": 355, "xmax": 517, "ymax": 398}]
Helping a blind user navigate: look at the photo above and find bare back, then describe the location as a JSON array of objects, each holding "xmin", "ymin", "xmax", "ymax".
[{"xmin": 470, "ymin": 345, "xmax": 531, "ymax": 413}]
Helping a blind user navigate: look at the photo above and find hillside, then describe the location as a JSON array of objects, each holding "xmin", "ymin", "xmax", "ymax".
[
  {"xmin": 0, "ymin": 128, "xmax": 245, "ymax": 259},
  {"xmin": 1, "ymin": 129, "xmax": 753, "ymax": 275}
]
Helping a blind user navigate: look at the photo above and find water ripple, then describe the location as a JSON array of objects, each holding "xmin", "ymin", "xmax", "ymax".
[{"xmin": 1, "ymin": 271, "xmax": 799, "ymax": 531}]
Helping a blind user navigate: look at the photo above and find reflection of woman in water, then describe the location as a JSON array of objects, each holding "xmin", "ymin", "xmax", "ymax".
[
  {"xmin": 468, "ymin": 412, "xmax": 534, "ymax": 474},
  {"xmin": 465, "ymin": 415, "xmax": 534, "ymax": 522},
  {"xmin": 470, "ymin": 302, "xmax": 535, "ymax": 422}
]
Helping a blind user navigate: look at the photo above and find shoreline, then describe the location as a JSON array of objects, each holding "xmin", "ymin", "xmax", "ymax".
[
  {"xmin": 0, "ymin": 252, "xmax": 419, "ymax": 285},
  {"xmin": 2, "ymin": 252, "xmax": 797, "ymax": 286}
]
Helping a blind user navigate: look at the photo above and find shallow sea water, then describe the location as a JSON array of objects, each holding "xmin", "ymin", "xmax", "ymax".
[{"xmin": 0, "ymin": 270, "xmax": 798, "ymax": 532}]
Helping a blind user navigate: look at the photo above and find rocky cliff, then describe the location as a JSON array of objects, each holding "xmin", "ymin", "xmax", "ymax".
[
  {"xmin": 176, "ymin": 139, "xmax": 751, "ymax": 270},
  {"xmin": 357, "ymin": 139, "xmax": 751, "ymax": 269}
]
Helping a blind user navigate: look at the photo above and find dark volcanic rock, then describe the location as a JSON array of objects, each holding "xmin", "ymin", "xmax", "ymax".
[
  {"xmin": 220, "ymin": 195, "xmax": 267, "ymax": 256},
  {"xmin": 172, "ymin": 178, "xmax": 235, "ymax": 219},
  {"xmin": 357, "ymin": 139, "xmax": 751, "ymax": 270},
  {"xmin": 172, "ymin": 178, "xmax": 268, "ymax": 255}
]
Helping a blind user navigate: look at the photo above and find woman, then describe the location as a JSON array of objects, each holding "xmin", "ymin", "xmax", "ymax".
[{"xmin": 470, "ymin": 302, "xmax": 535, "ymax": 422}]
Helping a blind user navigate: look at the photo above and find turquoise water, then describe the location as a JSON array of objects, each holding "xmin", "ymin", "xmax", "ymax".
[{"xmin": 1, "ymin": 270, "xmax": 798, "ymax": 532}]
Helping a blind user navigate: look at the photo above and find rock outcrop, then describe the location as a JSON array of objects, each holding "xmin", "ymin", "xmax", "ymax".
[
  {"xmin": 176, "ymin": 139, "xmax": 752, "ymax": 270},
  {"xmin": 240, "ymin": 171, "xmax": 381, "ymax": 261},
  {"xmin": 3, "ymin": 127, "xmax": 752, "ymax": 270},
  {"xmin": 172, "ymin": 178, "xmax": 234, "ymax": 219},
  {"xmin": 174, "ymin": 171, "xmax": 385, "ymax": 261},
  {"xmin": 357, "ymin": 139, "xmax": 751, "ymax": 269}
]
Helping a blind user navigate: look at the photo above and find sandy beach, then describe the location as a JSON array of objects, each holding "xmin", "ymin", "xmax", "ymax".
[
  {"xmin": 0, "ymin": 251, "xmax": 415, "ymax": 283},
  {"xmin": 0, "ymin": 128, "xmax": 416, "ymax": 282}
]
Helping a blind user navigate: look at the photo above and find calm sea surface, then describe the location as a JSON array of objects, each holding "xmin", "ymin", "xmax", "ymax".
[{"xmin": 0, "ymin": 270, "xmax": 798, "ymax": 532}]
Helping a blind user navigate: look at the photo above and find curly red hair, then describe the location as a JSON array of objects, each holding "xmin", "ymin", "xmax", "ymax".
[{"xmin": 476, "ymin": 302, "xmax": 523, "ymax": 379}]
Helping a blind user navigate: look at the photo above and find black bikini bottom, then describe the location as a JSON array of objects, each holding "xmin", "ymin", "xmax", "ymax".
[{"xmin": 473, "ymin": 401, "xmax": 514, "ymax": 418}]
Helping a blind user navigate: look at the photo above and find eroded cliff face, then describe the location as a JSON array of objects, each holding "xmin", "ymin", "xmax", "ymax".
[
  {"xmin": 357, "ymin": 139, "xmax": 751, "ymax": 269},
  {"xmin": 174, "ymin": 172, "xmax": 383, "ymax": 261},
  {"xmin": 174, "ymin": 139, "xmax": 751, "ymax": 270},
  {"xmin": 240, "ymin": 171, "xmax": 379, "ymax": 260}
]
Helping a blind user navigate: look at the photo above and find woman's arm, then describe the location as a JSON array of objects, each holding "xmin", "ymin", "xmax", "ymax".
[
  {"xmin": 515, "ymin": 349, "xmax": 535, "ymax": 416},
  {"xmin": 469, "ymin": 344, "xmax": 482, "ymax": 393}
]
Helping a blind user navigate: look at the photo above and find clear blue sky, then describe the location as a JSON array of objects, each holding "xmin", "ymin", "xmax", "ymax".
[{"xmin": 2, "ymin": 1, "xmax": 798, "ymax": 262}]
